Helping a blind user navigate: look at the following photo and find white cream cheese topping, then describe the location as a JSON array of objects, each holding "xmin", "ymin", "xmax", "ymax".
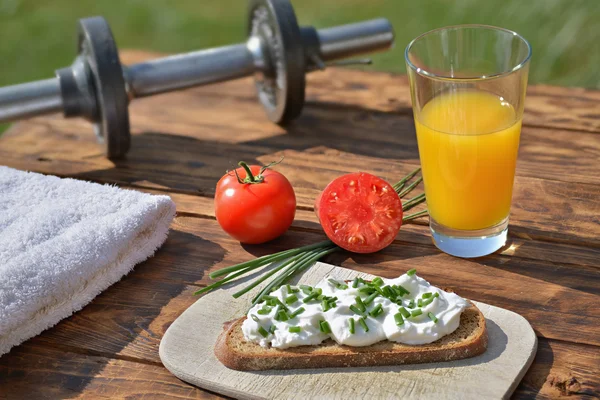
[{"xmin": 242, "ymin": 272, "xmax": 469, "ymax": 349}]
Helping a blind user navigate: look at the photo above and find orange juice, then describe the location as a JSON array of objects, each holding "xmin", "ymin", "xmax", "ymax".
[{"xmin": 415, "ymin": 89, "xmax": 521, "ymax": 230}]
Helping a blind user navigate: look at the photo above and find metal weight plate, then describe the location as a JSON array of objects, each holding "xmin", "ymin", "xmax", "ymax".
[
  {"xmin": 78, "ymin": 17, "xmax": 130, "ymax": 158},
  {"xmin": 248, "ymin": 0, "xmax": 305, "ymax": 124}
]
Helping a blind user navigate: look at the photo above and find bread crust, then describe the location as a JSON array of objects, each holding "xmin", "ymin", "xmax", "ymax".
[{"xmin": 215, "ymin": 303, "xmax": 488, "ymax": 371}]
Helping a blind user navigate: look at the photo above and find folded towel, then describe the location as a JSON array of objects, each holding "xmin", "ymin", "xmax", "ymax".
[{"xmin": 0, "ymin": 166, "xmax": 176, "ymax": 356}]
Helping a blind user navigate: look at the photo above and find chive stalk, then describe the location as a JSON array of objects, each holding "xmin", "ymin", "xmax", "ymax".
[
  {"xmin": 349, "ymin": 318, "xmax": 355, "ymax": 334},
  {"xmin": 364, "ymin": 292, "xmax": 379, "ymax": 305},
  {"xmin": 428, "ymin": 312, "xmax": 438, "ymax": 323},
  {"xmin": 286, "ymin": 294, "xmax": 298, "ymax": 305},
  {"xmin": 411, "ymin": 309, "xmax": 423, "ymax": 317},
  {"xmin": 398, "ymin": 307, "xmax": 410, "ymax": 318},
  {"xmin": 258, "ymin": 326, "xmax": 269, "ymax": 338},
  {"xmin": 394, "ymin": 312, "xmax": 405, "ymax": 326},
  {"xmin": 290, "ymin": 307, "xmax": 305, "ymax": 318},
  {"xmin": 358, "ymin": 317, "xmax": 369, "ymax": 332},
  {"xmin": 319, "ymin": 320, "xmax": 332, "ymax": 334}
]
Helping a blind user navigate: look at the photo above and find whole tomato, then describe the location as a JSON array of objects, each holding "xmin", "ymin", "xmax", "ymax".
[{"xmin": 214, "ymin": 160, "xmax": 296, "ymax": 244}]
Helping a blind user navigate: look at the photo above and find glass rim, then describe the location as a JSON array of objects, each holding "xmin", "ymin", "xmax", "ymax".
[{"xmin": 405, "ymin": 24, "xmax": 532, "ymax": 81}]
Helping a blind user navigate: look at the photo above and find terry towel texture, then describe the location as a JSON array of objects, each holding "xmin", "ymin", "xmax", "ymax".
[{"xmin": 0, "ymin": 166, "xmax": 176, "ymax": 356}]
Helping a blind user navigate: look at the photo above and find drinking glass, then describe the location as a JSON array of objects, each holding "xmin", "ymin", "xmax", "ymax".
[{"xmin": 405, "ymin": 25, "xmax": 531, "ymax": 258}]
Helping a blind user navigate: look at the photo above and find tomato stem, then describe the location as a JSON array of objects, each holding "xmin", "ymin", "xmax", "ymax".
[{"xmin": 238, "ymin": 161, "xmax": 259, "ymax": 183}]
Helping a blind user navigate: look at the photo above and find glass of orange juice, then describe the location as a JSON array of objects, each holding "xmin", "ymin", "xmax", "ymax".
[{"xmin": 405, "ymin": 25, "xmax": 531, "ymax": 258}]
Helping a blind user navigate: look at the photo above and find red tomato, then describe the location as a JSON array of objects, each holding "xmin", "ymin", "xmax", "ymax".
[
  {"xmin": 315, "ymin": 172, "xmax": 402, "ymax": 253},
  {"xmin": 215, "ymin": 163, "xmax": 296, "ymax": 244}
]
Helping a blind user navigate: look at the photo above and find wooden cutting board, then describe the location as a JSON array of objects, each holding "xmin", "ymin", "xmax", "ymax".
[{"xmin": 160, "ymin": 262, "xmax": 538, "ymax": 399}]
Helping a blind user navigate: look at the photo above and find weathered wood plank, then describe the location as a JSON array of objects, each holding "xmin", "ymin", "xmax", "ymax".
[
  {"xmin": 3, "ymin": 91, "xmax": 600, "ymax": 186},
  {"xmin": 514, "ymin": 339, "xmax": 600, "ymax": 399},
  {"xmin": 117, "ymin": 50, "xmax": 600, "ymax": 134},
  {"xmin": 0, "ymin": 344, "xmax": 223, "ymax": 399},
  {"xmin": 0, "ymin": 215, "xmax": 596, "ymax": 397},
  {"xmin": 0, "ymin": 338, "xmax": 596, "ymax": 399},
  {"xmin": 160, "ymin": 189, "xmax": 600, "ymax": 268},
  {"xmin": 1, "ymin": 135, "xmax": 598, "ymax": 248},
  {"xmin": 24, "ymin": 216, "xmax": 600, "ymax": 367}
]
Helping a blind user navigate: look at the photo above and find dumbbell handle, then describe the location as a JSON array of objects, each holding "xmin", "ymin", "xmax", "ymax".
[
  {"xmin": 0, "ymin": 78, "xmax": 62, "ymax": 122},
  {"xmin": 0, "ymin": 18, "xmax": 393, "ymax": 122},
  {"xmin": 126, "ymin": 18, "xmax": 393, "ymax": 98}
]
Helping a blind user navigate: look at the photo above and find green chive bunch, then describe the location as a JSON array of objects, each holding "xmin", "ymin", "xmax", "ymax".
[{"xmin": 194, "ymin": 168, "xmax": 428, "ymax": 304}]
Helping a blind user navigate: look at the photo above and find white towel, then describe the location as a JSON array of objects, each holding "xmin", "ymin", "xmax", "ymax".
[{"xmin": 0, "ymin": 166, "xmax": 176, "ymax": 356}]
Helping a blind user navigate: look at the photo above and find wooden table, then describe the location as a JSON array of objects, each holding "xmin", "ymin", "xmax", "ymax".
[{"xmin": 0, "ymin": 50, "xmax": 598, "ymax": 399}]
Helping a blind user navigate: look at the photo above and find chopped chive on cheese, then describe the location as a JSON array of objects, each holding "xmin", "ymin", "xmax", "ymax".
[
  {"xmin": 251, "ymin": 314, "xmax": 259, "ymax": 322},
  {"xmin": 364, "ymin": 292, "xmax": 379, "ymax": 305},
  {"xmin": 286, "ymin": 285, "xmax": 299, "ymax": 293},
  {"xmin": 262, "ymin": 295, "xmax": 277, "ymax": 301},
  {"xmin": 352, "ymin": 277, "xmax": 360, "ymax": 288},
  {"xmin": 349, "ymin": 318, "xmax": 355, "ymax": 334},
  {"xmin": 372, "ymin": 277, "xmax": 384, "ymax": 287},
  {"xmin": 428, "ymin": 312, "xmax": 438, "ymax": 323},
  {"xmin": 359, "ymin": 286, "xmax": 376, "ymax": 295},
  {"xmin": 407, "ymin": 268, "xmax": 417, "ymax": 276},
  {"xmin": 289, "ymin": 326, "xmax": 302, "ymax": 333},
  {"xmin": 290, "ymin": 307, "xmax": 305, "ymax": 318},
  {"xmin": 411, "ymin": 309, "xmax": 423, "ymax": 317},
  {"xmin": 319, "ymin": 320, "xmax": 332, "ymax": 334},
  {"xmin": 358, "ymin": 317, "xmax": 369, "ymax": 332},
  {"xmin": 303, "ymin": 291, "xmax": 319, "ymax": 303},
  {"xmin": 269, "ymin": 325, "xmax": 277, "ymax": 334},
  {"xmin": 434, "ymin": 292, "xmax": 440, "ymax": 298},
  {"xmin": 398, "ymin": 307, "xmax": 410, "ymax": 318},
  {"xmin": 407, "ymin": 300, "xmax": 416, "ymax": 308},
  {"xmin": 422, "ymin": 292, "xmax": 432, "ymax": 299},
  {"xmin": 417, "ymin": 298, "xmax": 423, "ymax": 307},
  {"xmin": 258, "ymin": 326, "xmax": 269, "ymax": 338},
  {"xmin": 355, "ymin": 296, "xmax": 366, "ymax": 312},
  {"xmin": 394, "ymin": 312, "xmax": 405, "ymax": 326},
  {"xmin": 285, "ymin": 294, "xmax": 299, "ymax": 305},
  {"xmin": 299, "ymin": 285, "xmax": 313, "ymax": 294},
  {"xmin": 349, "ymin": 304, "xmax": 364, "ymax": 315},
  {"xmin": 315, "ymin": 288, "xmax": 323, "ymax": 295},
  {"xmin": 257, "ymin": 307, "xmax": 271, "ymax": 315},
  {"xmin": 397, "ymin": 285, "xmax": 410, "ymax": 296},
  {"xmin": 382, "ymin": 285, "xmax": 394, "ymax": 298},
  {"xmin": 276, "ymin": 310, "xmax": 289, "ymax": 321},
  {"xmin": 328, "ymin": 278, "xmax": 348, "ymax": 290},
  {"xmin": 275, "ymin": 298, "xmax": 290, "ymax": 312},
  {"xmin": 322, "ymin": 300, "xmax": 331, "ymax": 312},
  {"xmin": 369, "ymin": 303, "xmax": 384, "ymax": 318}
]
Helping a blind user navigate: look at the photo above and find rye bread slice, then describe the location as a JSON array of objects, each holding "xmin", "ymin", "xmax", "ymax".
[{"xmin": 215, "ymin": 303, "xmax": 487, "ymax": 371}]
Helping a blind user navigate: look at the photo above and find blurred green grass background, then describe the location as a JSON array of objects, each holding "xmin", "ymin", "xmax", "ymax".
[{"xmin": 0, "ymin": 0, "xmax": 598, "ymax": 99}]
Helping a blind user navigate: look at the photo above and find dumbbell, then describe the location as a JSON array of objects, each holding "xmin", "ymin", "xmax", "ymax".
[{"xmin": 0, "ymin": 0, "xmax": 394, "ymax": 158}]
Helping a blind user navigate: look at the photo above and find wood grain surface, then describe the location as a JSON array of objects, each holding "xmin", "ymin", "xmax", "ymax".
[{"xmin": 0, "ymin": 50, "xmax": 598, "ymax": 399}]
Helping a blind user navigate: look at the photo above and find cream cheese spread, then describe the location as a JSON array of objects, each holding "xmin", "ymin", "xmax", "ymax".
[{"xmin": 242, "ymin": 270, "xmax": 469, "ymax": 349}]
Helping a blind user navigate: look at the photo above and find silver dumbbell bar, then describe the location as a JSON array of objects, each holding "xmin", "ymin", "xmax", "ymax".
[
  {"xmin": 0, "ymin": 19, "xmax": 393, "ymax": 120},
  {"xmin": 0, "ymin": 0, "xmax": 394, "ymax": 158}
]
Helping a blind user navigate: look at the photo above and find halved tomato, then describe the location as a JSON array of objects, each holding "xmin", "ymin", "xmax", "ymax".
[{"xmin": 315, "ymin": 172, "xmax": 403, "ymax": 253}]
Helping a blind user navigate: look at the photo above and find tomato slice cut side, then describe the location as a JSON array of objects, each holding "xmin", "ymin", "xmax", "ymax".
[{"xmin": 316, "ymin": 172, "xmax": 403, "ymax": 253}]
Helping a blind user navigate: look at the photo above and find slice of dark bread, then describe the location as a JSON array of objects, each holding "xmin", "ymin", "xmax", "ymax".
[{"xmin": 215, "ymin": 303, "xmax": 487, "ymax": 371}]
